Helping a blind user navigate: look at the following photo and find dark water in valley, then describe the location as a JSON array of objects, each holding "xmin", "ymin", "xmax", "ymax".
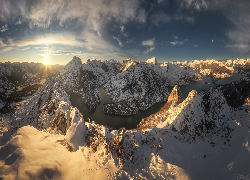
[{"xmin": 70, "ymin": 73, "xmax": 242, "ymax": 130}]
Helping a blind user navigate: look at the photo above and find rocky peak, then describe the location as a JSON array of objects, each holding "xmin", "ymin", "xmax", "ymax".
[
  {"xmin": 167, "ymin": 85, "xmax": 184, "ymax": 104},
  {"xmin": 146, "ymin": 57, "xmax": 158, "ymax": 65},
  {"xmin": 71, "ymin": 56, "xmax": 82, "ymax": 65}
]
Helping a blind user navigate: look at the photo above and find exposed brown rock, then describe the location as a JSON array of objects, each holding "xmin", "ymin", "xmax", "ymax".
[{"xmin": 137, "ymin": 85, "xmax": 184, "ymax": 130}]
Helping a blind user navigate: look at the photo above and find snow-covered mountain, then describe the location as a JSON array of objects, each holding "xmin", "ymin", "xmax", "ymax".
[
  {"xmin": 1, "ymin": 76, "xmax": 250, "ymax": 179},
  {"xmin": 0, "ymin": 79, "xmax": 74, "ymax": 135},
  {"xmin": 0, "ymin": 62, "xmax": 63, "ymax": 112},
  {"xmin": 102, "ymin": 58, "xmax": 199, "ymax": 115},
  {"xmin": 55, "ymin": 57, "xmax": 250, "ymax": 115},
  {"xmin": 57, "ymin": 57, "xmax": 199, "ymax": 114},
  {"xmin": 57, "ymin": 57, "xmax": 121, "ymax": 112},
  {"xmin": 1, "ymin": 57, "xmax": 250, "ymax": 179}
]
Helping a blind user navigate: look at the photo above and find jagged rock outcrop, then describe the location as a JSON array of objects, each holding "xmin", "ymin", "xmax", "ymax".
[
  {"xmin": 137, "ymin": 85, "xmax": 184, "ymax": 129},
  {"xmin": 155, "ymin": 87, "xmax": 235, "ymax": 142},
  {"xmin": 137, "ymin": 85, "xmax": 238, "ymax": 143}
]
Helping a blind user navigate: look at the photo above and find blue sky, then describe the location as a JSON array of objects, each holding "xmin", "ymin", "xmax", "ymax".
[{"xmin": 0, "ymin": 0, "xmax": 249, "ymax": 65}]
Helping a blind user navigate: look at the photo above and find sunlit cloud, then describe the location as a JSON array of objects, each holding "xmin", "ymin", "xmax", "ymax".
[
  {"xmin": 9, "ymin": 33, "xmax": 85, "ymax": 47},
  {"xmin": 48, "ymin": 51, "xmax": 83, "ymax": 56},
  {"xmin": 17, "ymin": 47, "xmax": 30, "ymax": 51},
  {"xmin": 0, "ymin": 0, "xmax": 146, "ymax": 32},
  {"xmin": 0, "ymin": 46, "xmax": 12, "ymax": 53},
  {"xmin": 1, "ymin": 58, "xmax": 7, "ymax": 61}
]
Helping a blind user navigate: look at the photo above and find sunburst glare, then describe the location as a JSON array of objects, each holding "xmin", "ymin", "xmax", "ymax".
[{"xmin": 43, "ymin": 52, "xmax": 50, "ymax": 66}]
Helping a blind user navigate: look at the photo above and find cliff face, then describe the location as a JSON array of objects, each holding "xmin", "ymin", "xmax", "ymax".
[
  {"xmin": 137, "ymin": 85, "xmax": 184, "ymax": 129},
  {"xmin": 138, "ymin": 84, "xmax": 237, "ymax": 143}
]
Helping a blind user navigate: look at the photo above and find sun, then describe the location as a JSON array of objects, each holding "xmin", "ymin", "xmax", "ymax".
[{"xmin": 43, "ymin": 53, "xmax": 50, "ymax": 65}]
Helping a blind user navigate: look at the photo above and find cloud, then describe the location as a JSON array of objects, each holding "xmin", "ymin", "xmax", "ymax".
[
  {"xmin": 8, "ymin": 33, "xmax": 85, "ymax": 47},
  {"xmin": 142, "ymin": 38, "xmax": 155, "ymax": 47},
  {"xmin": 0, "ymin": 38, "xmax": 12, "ymax": 53},
  {"xmin": 193, "ymin": 45, "xmax": 199, "ymax": 48},
  {"xmin": 83, "ymin": 30, "xmax": 120, "ymax": 52},
  {"xmin": 0, "ymin": 38, "xmax": 5, "ymax": 48},
  {"xmin": 144, "ymin": 47, "xmax": 155, "ymax": 54},
  {"xmin": 142, "ymin": 38, "xmax": 156, "ymax": 54},
  {"xmin": 179, "ymin": 0, "xmax": 208, "ymax": 11},
  {"xmin": 170, "ymin": 41, "xmax": 184, "ymax": 45},
  {"xmin": 0, "ymin": 47, "xmax": 12, "ymax": 53},
  {"xmin": 17, "ymin": 47, "xmax": 30, "ymax": 51},
  {"xmin": 1, "ymin": 58, "xmax": 7, "ymax": 61},
  {"xmin": 150, "ymin": 13, "xmax": 171, "ymax": 26},
  {"xmin": 0, "ymin": 24, "xmax": 8, "ymax": 32},
  {"xmin": 156, "ymin": 0, "xmax": 169, "ymax": 5},
  {"xmin": 120, "ymin": 25, "xmax": 125, "ymax": 32},
  {"xmin": 113, "ymin": 36, "xmax": 123, "ymax": 47},
  {"xmin": 179, "ymin": 0, "xmax": 250, "ymax": 54},
  {"xmin": 48, "ymin": 51, "xmax": 83, "ymax": 55},
  {"xmin": 120, "ymin": 25, "xmax": 128, "ymax": 37},
  {"xmin": 0, "ymin": 0, "xmax": 146, "ymax": 32},
  {"xmin": 226, "ymin": 44, "xmax": 250, "ymax": 54}
]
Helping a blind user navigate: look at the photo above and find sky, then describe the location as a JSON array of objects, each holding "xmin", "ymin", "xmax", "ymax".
[{"xmin": 0, "ymin": 0, "xmax": 250, "ymax": 65}]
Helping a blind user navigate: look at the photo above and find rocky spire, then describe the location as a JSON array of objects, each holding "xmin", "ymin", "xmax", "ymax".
[{"xmin": 167, "ymin": 85, "xmax": 184, "ymax": 104}]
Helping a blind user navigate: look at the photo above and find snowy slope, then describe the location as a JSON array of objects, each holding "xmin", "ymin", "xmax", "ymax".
[
  {"xmin": 0, "ymin": 79, "xmax": 75, "ymax": 136},
  {"xmin": 1, "ymin": 77, "xmax": 250, "ymax": 179},
  {"xmin": 0, "ymin": 62, "xmax": 45, "ymax": 110}
]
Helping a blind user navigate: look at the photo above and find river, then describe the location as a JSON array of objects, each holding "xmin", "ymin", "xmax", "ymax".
[{"xmin": 70, "ymin": 73, "xmax": 242, "ymax": 130}]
